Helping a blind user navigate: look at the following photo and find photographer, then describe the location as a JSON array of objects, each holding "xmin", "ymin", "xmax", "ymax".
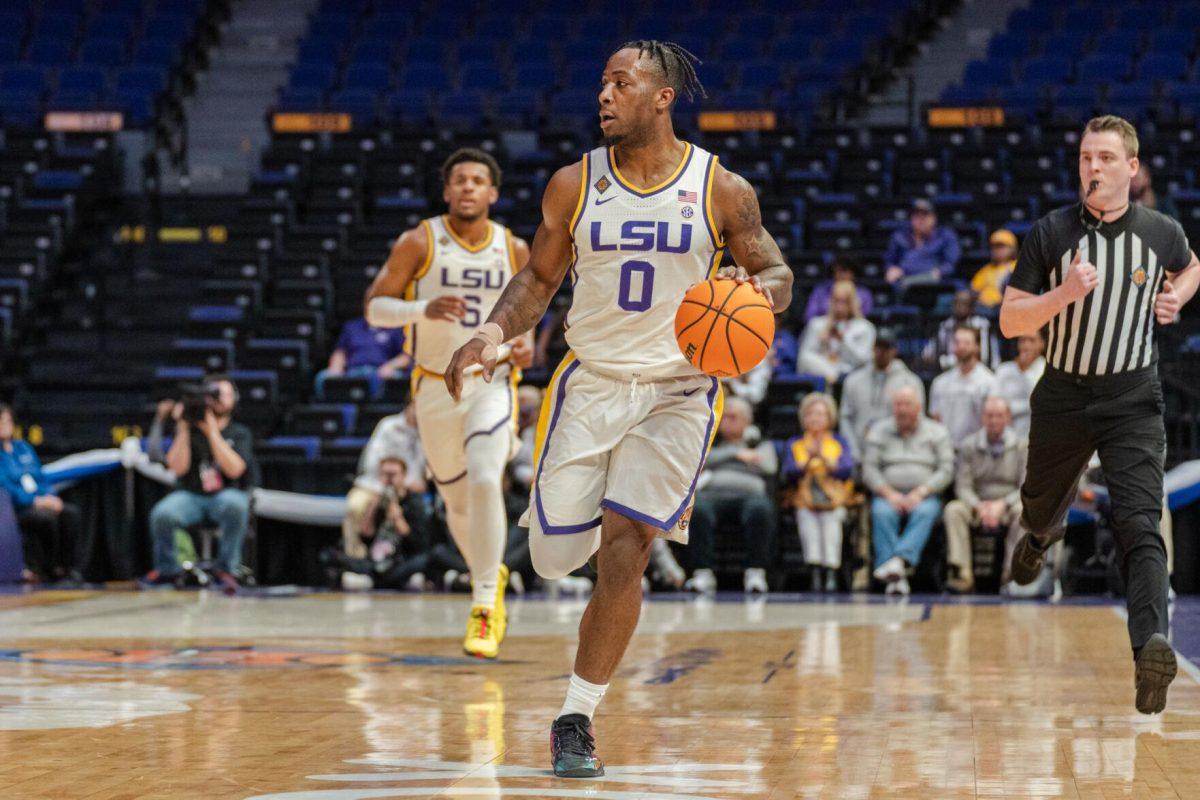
[
  {"xmin": 143, "ymin": 374, "xmax": 257, "ymax": 593},
  {"xmin": 337, "ymin": 456, "xmax": 432, "ymax": 591}
]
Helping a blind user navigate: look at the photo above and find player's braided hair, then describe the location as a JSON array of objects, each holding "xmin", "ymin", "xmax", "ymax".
[{"xmin": 616, "ymin": 40, "xmax": 707, "ymax": 104}]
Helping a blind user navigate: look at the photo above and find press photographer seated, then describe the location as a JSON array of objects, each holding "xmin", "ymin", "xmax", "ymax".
[{"xmin": 142, "ymin": 374, "xmax": 257, "ymax": 593}]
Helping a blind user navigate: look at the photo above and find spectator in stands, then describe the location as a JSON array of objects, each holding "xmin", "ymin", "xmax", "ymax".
[
  {"xmin": 839, "ymin": 327, "xmax": 924, "ymax": 457},
  {"xmin": 943, "ymin": 397, "xmax": 1027, "ymax": 593},
  {"xmin": 314, "ymin": 317, "xmax": 410, "ymax": 400},
  {"xmin": 884, "ymin": 199, "xmax": 961, "ymax": 289},
  {"xmin": 723, "ymin": 345, "xmax": 773, "ymax": 405},
  {"xmin": 925, "ymin": 288, "xmax": 1000, "ymax": 370},
  {"xmin": 864, "ymin": 386, "xmax": 954, "ymax": 595},
  {"xmin": 930, "ymin": 325, "xmax": 996, "ymax": 448},
  {"xmin": 1131, "ymin": 164, "xmax": 1179, "ymax": 221},
  {"xmin": 0, "ymin": 405, "xmax": 83, "ymax": 583},
  {"xmin": 508, "ymin": 386, "xmax": 543, "ymax": 494},
  {"xmin": 992, "ymin": 330, "xmax": 1046, "ymax": 437},
  {"xmin": 685, "ymin": 397, "xmax": 776, "ymax": 594},
  {"xmin": 144, "ymin": 374, "xmax": 257, "ymax": 593},
  {"xmin": 971, "ymin": 229, "xmax": 1018, "ymax": 309},
  {"xmin": 338, "ymin": 455, "xmax": 433, "ymax": 592},
  {"xmin": 344, "ymin": 403, "xmax": 428, "ymax": 561},
  {"xmin": 797, "ymin": 280, "xmax": 876, "ymax": 384},
  {"xmin": 783, "ymin": 393, "xmax": 856, "ymax": 592},
  {"xmin": 804, "ymin": 257, "xmax": 874, "ymax": 322}
]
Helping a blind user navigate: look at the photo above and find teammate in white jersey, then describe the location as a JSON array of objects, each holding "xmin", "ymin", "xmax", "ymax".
[
  {"xmin": 445, "ymin": 41, "xmax": 793, "ymax": 777},
  {"xmin": 365, "ymin": 148, "xmax": 531, "ymax": 659}
]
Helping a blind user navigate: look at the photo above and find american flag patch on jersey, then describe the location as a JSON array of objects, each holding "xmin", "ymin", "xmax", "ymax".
[{"xmin": 677, "ymin": 189, "xmax": 697, "ymax": 203}]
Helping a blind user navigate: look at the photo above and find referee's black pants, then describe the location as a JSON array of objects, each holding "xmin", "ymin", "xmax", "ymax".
[{"xmin": 1021, "ymin": 365, "xmax": 1168, "ymax": 652}]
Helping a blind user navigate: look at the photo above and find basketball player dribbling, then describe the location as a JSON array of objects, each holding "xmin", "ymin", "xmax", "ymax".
[
  {"xmin": 445, "ymin": 41, "xmax": 794, "ymax": 777},
  {"xmin": 365, "ymin": 148, "xmax": 532, "ymax": 659}
]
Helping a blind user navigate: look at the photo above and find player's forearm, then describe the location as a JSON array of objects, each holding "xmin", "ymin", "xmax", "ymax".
[
  {"xmin": 485, "ymin": 267, "xmax": 560, "ymax": 339},
  {"xmin": 757, "ymin": 263, "xmax": 793, "ymax": 313},
  {"xmin": 999, "ymin": 287, "xmax": 1072, "ymax": 338}
]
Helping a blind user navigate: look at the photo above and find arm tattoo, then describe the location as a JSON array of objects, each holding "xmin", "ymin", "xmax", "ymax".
[
  {"xmin": 733, "ymin": 180, "xmax": 783, "ymax": 267},
  {"xmin": 485, "ymin": 268, "xmax": 558, "ymax": 339}
]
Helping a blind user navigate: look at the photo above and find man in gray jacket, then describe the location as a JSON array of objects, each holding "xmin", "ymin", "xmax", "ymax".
[
  {"xmin": 839, "ymin": 328, "xmax": 925, "ymax": 457},
  {"xmin": 943, "ymin": 397, "xmax": 1028, "ymax": 592},
  {"xmin": 864, "ymin": 386, "xmax": 955, "ymax": 595},
  {"xmin": 685, "ymin": 397, "xmax": 778, "ymax": 594}
]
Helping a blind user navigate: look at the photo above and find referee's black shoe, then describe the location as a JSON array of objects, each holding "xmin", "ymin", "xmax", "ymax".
[
  {"xmin": 1135, "ymin": 634, "xmax": 1177, "ymax": 714},
  {"xmin": 1009, "ymin": 533, "xmax": 1047, "ymax": 586}
]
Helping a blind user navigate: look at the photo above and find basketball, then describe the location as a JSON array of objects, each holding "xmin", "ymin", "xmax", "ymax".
[{"xmin": 674, "ymin": 278, "xmax": 775, "ymax": 378}]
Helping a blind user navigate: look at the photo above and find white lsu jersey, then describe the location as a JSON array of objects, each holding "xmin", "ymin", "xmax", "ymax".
[
  {"xmin": 405, "ymin": 215, "xmax": 521, "ymax": 374},
  {"xmin": 565, "ymin": 142, "xmax": 725, "ymax": 380}
]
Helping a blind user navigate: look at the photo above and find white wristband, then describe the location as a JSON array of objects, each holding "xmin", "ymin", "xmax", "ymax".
[
  {"xmin": 473, "ymin": 322, "xmax": 505, "ymax": 347},
  {"xmin": 366, "ymin": 296, "xmax": 428, "ymax": 327}
]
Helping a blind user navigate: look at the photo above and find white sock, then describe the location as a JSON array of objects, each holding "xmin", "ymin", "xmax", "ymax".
[
  {"xmin": 473, "ymin": 570, "xmax": 498, "ymax": 610},
  {"xmin": 559, "ymin": 673, "xmax": 608, "ymax": 720}
]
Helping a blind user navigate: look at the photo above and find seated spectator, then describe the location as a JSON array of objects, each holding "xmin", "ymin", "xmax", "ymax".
[
  {"xmin": 804, "ymin": 257, "xmax": 874, "ymax": 322},
  {"xmin": 797, "ymin": 280, "xmax": 876, "ymax": 384},
  {"xmin": 0, "ymin": 405, "xmax": 82, "ymax": 583},
  {"xmin": 864, "ymin": 386, "xmax": 954, "ymax": 595},
  {"xmin": 992, "ymin": 330, "xmax": 1046, "ymax": 436},
  {"xmin": 685, "ymin": 398, "xmax": 776, "ymax": 594},
  {"xmin": 924, "ymin": 289, "xmax": 1001, "ymax": 370},
  {"xmin": 929, "ymin": 325, "xmax": 996, "ymax": 448},
  {"xmin": 337, "ymin": 456, "xmax": 433, "ymax": 591},
  {"xmin": 723, "ymin": 345, "xmax": 773, "ymax": 405},
  {"xmin": 345, "ymin": 403, "xmax": 428, "ymax": 560},
  {"xmin": 144, "ymin": 375, "xmax": 257, "ymax": 593},
  {"xmin": 1131, "ymin": 163, "xmax": 1179, "ymax": 221},
  {"xmin": 839, "ymin": 327, "xmax": 924, "ymax": 457},
  {"xmin": 770, "ymin": 328, "xmax": 799, "ymax": 373},
  {"xmin": 783, "ymin": 393, "xmax": 856, "ymax": 592},
  {"xmin": 314, "ymin": 317, "xmax": 411, "ymax": 400},
  {"xmin": 971, "ymin": 229, "xmax": 1017, "ymax": 308},
  {"xmin": 884, "ymin": 199, "xmax": 961, "ymax": 289},
  {"xmin": 507, "ymin": 386, "xmax": 543, "ymax": 495},
  {"xmin": 943, "ymin": 397, "xmax": 1027, "ymax": 593}
]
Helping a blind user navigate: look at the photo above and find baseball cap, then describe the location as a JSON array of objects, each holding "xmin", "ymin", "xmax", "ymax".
[
  {"xmin": 910, "ymin": 198, "xmax": 935, "ymax": 214},
  {"xmin": 875, "ymin": 326, "xmax": 899, "ymax": 347},
  {"xmin": 989, "ymin": 229, "xmax": 1017, "ymax": 247}
]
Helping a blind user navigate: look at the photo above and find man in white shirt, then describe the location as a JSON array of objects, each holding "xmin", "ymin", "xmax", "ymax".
[
  {"xmin": 345, "ymin": 404, "xmax": 427, "ymax": 558},
  {"xmin": 991, "ymin": 331, "xmax": 1046, "ymax": 436},
  {"xmin": 930, "ymin": 325, "xmax": 995, "ymax": 448},
  {"xmin": 838, "ymin": 328, "xmax": 925, "ymax": 457}
]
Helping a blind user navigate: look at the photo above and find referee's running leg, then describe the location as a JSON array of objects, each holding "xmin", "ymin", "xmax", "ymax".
[{"xmin": 1011, "ymin": 366, "xmax": 1176, "ymax": 713}]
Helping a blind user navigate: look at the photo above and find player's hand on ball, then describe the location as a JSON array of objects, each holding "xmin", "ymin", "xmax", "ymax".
[
  {"xmin": 716, "ymin": 266, "xmax": 774, "ymax": 308},
  {"xmin": 425, "ymin": 295, "xmax": 468, "ymax": 322},
  {"xmin": 445, "ymin": 339, "xmax": 492, "ymax": 401},
  {"xmin": 1155, "ymin": 279, "xmax": 1180, "ymax": 324},
  {"xmin": 1062, "ymin": 247, "xmax": 1099, "ymax": 302}
]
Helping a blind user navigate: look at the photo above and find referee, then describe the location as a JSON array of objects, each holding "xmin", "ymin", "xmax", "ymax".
[{"xmin": 1000, "ymin": 115, "xmax": 1199, "ymax": 715}]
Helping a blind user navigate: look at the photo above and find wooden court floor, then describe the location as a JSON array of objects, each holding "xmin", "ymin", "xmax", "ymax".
[{"xmin": 0, "ymin": 589, "xmax": 1197, "ymax": 799}]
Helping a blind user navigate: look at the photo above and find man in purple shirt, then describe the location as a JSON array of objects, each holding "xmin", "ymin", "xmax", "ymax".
[
  {"xmin": 315, "ymin": 317, "xmax": 412, "ymax": 400},
  {"xmin": 803, "ymin": 257, "xmax": 875, "ymax": 322},
  {"xmin": 884, "ymin": 199, "xmax": 961, "ymax": 290}
]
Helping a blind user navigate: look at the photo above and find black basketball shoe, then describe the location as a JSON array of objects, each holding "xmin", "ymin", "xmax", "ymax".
[
  {"xmin": 1009, "ymin": 533, "xmax": 1047, "ymax": 586},
  {"xmin": 1135, "ymin": 633, "xmax": 1177, "ymax": 714},
  {"xmin": 551, "ymin": 714, "xmax": 604, "ymax": 778}
]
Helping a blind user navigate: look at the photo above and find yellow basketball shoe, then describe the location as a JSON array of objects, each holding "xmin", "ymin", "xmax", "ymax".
[{"xmin": 463, "ymin": 565, "xmax": 509, "ymax": 659}]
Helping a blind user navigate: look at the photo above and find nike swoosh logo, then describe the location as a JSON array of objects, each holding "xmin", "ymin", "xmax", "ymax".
[
  {"xmin": 594, "ymin": 195, "xmax": 618, "ymax": 206},
  {"xmin": 674, "ymin": 387, "xmax": 702, "ymax": 397}
]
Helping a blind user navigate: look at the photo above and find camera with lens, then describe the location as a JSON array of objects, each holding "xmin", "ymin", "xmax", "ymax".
[{"xmin": 179, "ymin": 381, "xmax": 220, "ymax": 424}]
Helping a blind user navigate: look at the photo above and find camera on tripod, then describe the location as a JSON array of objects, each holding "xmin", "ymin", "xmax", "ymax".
[{"xmin": 178, "ymin": 381, "xmax": 220, "ymax": 423}]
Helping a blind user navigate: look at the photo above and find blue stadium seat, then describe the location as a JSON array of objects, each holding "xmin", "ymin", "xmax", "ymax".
[
  {"xmin": 986, "ymin": 32, "xmax": 1032, "ymax": 61},
  {"xmin": 78, "ymin": 37, "xmax": 127, "ymax": 66},
  {"xmin": 460, "ymin": 61, "xmax": 506, "ymax": 92},
  {"xmin": 113, "ymin": 88, "xmax": 155, "ymax": 125},
  {"xmin": 717, "ymin": 37, "xmax": 759, "ymax": 63},
  {"xmin": 473, "ymin": 13, "xmax": 518, "ymax": 40},
  {"xmin": 768, "ymin": 34, "xmax": 815, "ymax": 62},
  {"xmin": 1137, "ymin": 53, "xmax": 1189, "ymax": 82},
  {"xmin": 131, "ymin": 40, "xmax": 180, "ymax": 68},
  {"xmin": 494, "ymin": 89, "xmax": 540, "ymax": 124},
  {"xmin": 31, "ymin": 14, "xmax": 82, "ymax": 39},
  {"xmin": 328, "ymin": 88, "xmax": 377, "ymax": 123},
  {"xmin": 1076, "ymin": 54, "xmax": 1131, "ymax": 83},
  {"xmin": 87, "ymin": 13, "xmax": 137, "ymax": 41},
  {"xmin": 1051, "ymin": 84, "xmax": 1099, "ymax": 118},
  {"xmin": 564, "ymin": 62, "xmax": 596, "ymax": 92},
  {"xmin": 513, "ymin": 62, "xmax": 556, "ymax": 92},
  {"xmin": 961, "ymin": 58, "xmax": 1012, "ymax": 90},
  {"xmin": 999, "ymin": 85, "xmax": 1045, "ymax": 116},
  {"xmin": 1019, "ymin": 56, "xmax": 1072, "ymax": 88},
  {"xmin": 347, "ymin": 40, "xmax": 394, "ymax": 67},
  {"xmin": 739, "ymin": 61, "xmax": 785, "ymax": 91},
  {"xmin": 142, "ymin": 14, "xmax": 194, "ymax": 43},
  {"xmin": 527, "ymin": 14, "xmax": 568, "ymax": 41},
  {"xmin": 277, "ymin": 87, "xmax": 325, "ymax": 111},
  {"xmin": 1149, "ymin": 29, "xmax": 1194, "ymax": 57},
  {"xmin": 364, "ymin": 13, "xmax": 413, "ymax": 38},
  {"xmin": 57, "ymin": 65, "xmax": 107, "ymax": 96},
  {"xmin": 403, "ymin": 37, "xmax": 445, "ymax": 64},
  {"xmin": 1092, "ymin": 30, "xmax": 1143, "ymax": 56},
  {"xmin": 343, "ymin": 63, "xmax": 390, "ymax": 91},
  {"xmin": 25, "ymin": 36, "xmax": 75, "ymax": 66},
  {"xmin": 553, "ymin": 89, "xmax": 599, "ymax": 118},
  {"xmin": 116, "ymin": 67, "xmax": 166, "ymax": 97},
  {"xmin": 438, "ymin": 91, "xmax": 487, "ymax": 126},
  {"xmin": 0, "ymin": 38, "xmax": 19, "ymax": 64},
  {"xmin": 0, "ymin": 66, "xmax": 46, "ymax": 95},
  {"xmin": 1007, "ymin": 5, "xmax": 1058, "ymax": 34},
  {"xmin": 1116, "ymin": 4, "xmax": 1169, "ymax": 30},
  {"xmin": 295, "ymin": 37, "xmax": 342, "ymax": 67},
  {"xmin": 289, "ymin": 63, "xmax": 336, "ymax": 91},
  {"xmin": 384, "ymin": 89, "xmax": 431, "ymax": 122},
  {"xmin": 308, "ymin": 13, "xmax": 356, "ymax": 40},
  {"xmin": 711, "ymin": 89, "xmax": 768, "ymax": 110},
  {"xmin": 400, "ymin": 62, "xmax": 449, "ymax": 91},
  {"xmin": 1041, "ymin": 31, "xmax": 1091, "ymax": 59}
]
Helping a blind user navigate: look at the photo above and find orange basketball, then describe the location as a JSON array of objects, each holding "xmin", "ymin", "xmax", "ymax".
[{"xmin": 674, "ymin": 278, "xmax": 775, "ymax": 378}]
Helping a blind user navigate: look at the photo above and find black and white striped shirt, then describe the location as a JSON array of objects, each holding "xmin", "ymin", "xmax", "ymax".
[{"xmin": 1009, "ymin": 204, "xmax": 1190, "ymax": 376}]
